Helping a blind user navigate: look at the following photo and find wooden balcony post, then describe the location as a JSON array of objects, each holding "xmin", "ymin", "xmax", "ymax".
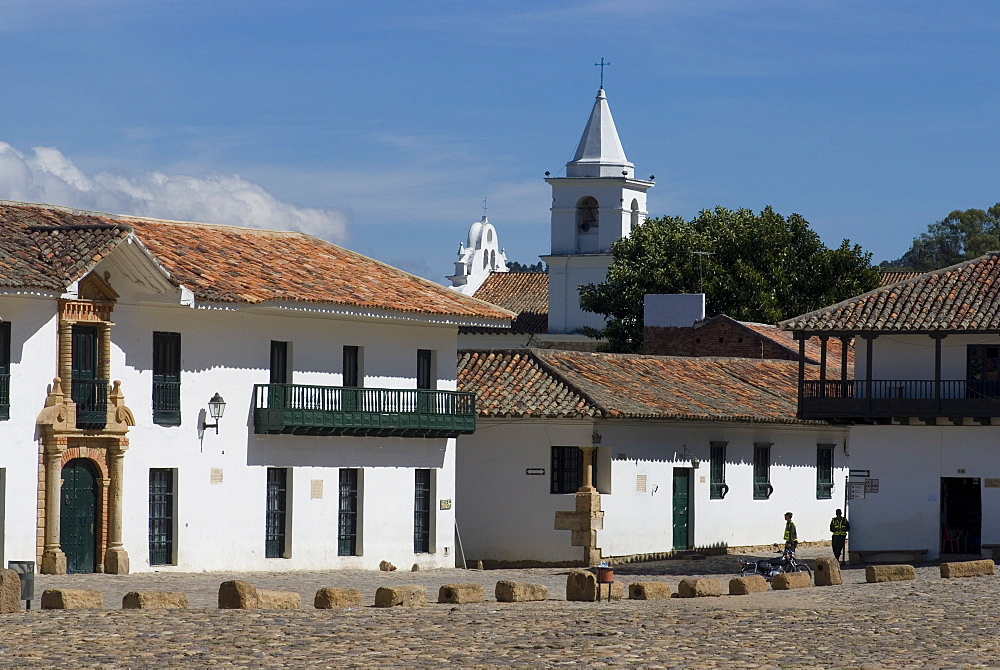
[{"xmin": 819, "ymin": 336, "xmax": 828, "ymax": 397}]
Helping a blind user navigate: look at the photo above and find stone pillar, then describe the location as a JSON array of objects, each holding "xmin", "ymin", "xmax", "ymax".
[
  {"xmin": 41, "ymin": 440, "xmax": 67, "ymax": 575},
  {"xmin": 103, "ymin": 440, "xmax": 130, "ymax": 574},
  {"xmin": 99, "ymin": 324, "xmax": 112, "ymax": 380},
  {"xmin": 58, "ymin": 321, "xmax": 72, "ymax": 395},
  {"xmin": 580, "ymin": 446, "xmax": 595, "ymax": 491},
  {"xmin": 554, "ymin": 444, "xmax": 604, "ymax": 566}
]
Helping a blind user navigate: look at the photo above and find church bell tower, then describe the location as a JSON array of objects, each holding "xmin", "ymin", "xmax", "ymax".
[{"xmin": 542, "ymin": 87, "xmax": 653, "ymax": 334}]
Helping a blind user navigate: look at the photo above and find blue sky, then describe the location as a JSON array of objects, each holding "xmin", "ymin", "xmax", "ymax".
[{"xmin": 2, "ymin": 1, "xmax": 999, "ymax": 281}]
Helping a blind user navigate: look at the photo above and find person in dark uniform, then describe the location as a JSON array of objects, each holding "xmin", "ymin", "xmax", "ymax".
[{"xmin": 830, "ymin": 509, "xmax": 850, "ymax": 563}]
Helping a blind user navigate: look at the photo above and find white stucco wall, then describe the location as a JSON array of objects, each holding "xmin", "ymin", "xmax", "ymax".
[
  {"xmin": 845, "ymin": 424, "xmax": 1000, "ymax": 560},
  {"xmin": 0, "ymin": 294, "xmax": 59, "ymax": 567},
  {"xmin": 0, "ymin": 267, "xmax": 463, "ymax": 572},
  {"xmin": 861, "ymin": 334, "xmax": 1000, "ymax": 382},
  {"xmin": 456, "ymin": 418, "xmax": 849, "ymax": 564}
]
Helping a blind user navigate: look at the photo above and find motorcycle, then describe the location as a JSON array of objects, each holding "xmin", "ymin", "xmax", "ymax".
[{"xmin": 738, "ymin": 544, "xmax": 812, "ymax": 581}]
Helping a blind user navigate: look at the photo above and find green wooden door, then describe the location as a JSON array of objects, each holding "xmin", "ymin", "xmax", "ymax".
[
  {"xmin": 61, "ymin": 459, "xmax": 98, "ymax": 574},
  {"xmin": 672, "ymin": 467, "xmax": 691, "ymax": 550}
]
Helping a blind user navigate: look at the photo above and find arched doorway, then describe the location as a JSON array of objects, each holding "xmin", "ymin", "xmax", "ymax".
[{"xmin": 60, "ymin": 459, "xmax": 99, "ymax": 574}]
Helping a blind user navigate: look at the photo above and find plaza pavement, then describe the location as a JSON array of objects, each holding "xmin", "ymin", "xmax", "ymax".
[{"xmin": 1, "ymin": 547, "xmax": 997, "ymax": 668}]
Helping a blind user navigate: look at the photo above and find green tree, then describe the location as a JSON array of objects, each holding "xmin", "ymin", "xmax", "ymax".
[
  {"xmin": 888, "ymin": 204, "xmax": 1000, "ymax": 271},
  {"xmin": 579, "ymin": 206, "xmax": 879, "ymax": 352}
]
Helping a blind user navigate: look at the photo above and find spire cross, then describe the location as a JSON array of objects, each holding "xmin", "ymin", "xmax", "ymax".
[
  {"xmin": 595, "ymin": 57, "xmax": 610, "ymax": 88},
  {"xmin": 482, "ymin": 197, "xmax": 488, "ymax": 217}
]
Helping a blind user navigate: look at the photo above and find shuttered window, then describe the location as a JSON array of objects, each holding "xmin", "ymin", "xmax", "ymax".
[
  {"xmin": 338, "ymin": 469, "xmax": 359, "ymax": 556},
  {"xmin": 265, "ymin": 468, "xmax": 288, "ymax": 558},
  {"xmin": 817, "ymin": 444, "xmax": 834, "ymax": 499},
  {"xmin": 753, "ymin": 443, "xmax": 772, "ymax": 500},
  {"xmin": 148, "ymin": 469, "xmax": 175, "ymax": 565},
  {"xmin": 710, "ymin": 442, "xmax": 728, "ymax": 499},
  {"xmin": 414, "ymin": 469, "xmax": 431, "ymax": 553},
  {"xmin": 152, "ymin": 332, "xmax": 181, "ymax": 426},
  {"xmin": 0, "ymin": 322, "xmax": 10, "ymax": 421}
]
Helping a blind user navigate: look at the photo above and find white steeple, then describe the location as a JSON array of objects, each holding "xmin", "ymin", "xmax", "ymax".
[
  {"xmin": 542, "ymin": 86, "xmax": 654, "ymax": 334},
  {"xmin": 566, "ymin": 88, "xmax": 634, "ymax": 178},
  {"xmin": 446, "ymin": 216, "xmax": 509, "ymax": 295}
]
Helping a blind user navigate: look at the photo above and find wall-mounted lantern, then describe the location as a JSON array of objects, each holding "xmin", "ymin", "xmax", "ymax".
[{"xmin": 202, "ymin": 393, "xmax": 226, "ymax": 434}]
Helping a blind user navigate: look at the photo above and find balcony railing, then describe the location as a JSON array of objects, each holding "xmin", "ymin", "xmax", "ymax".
[
  {"xmin": 252, "ymin": 384, "xmax": 476, "ymax": 438},
  {"xmin": 800, "ymin": 379, "xmax": 1000, "ymax": 420},
  {"xmin": 153, "ymin": 381, "xmax": 182, "ymax": 426},
  {"xmin": 0, "ymin": 373, "xmax": 9, "ymax": 421},
  {"xmin": 71, "ymin": 379, "xmax": 109, "ymax": 429}
]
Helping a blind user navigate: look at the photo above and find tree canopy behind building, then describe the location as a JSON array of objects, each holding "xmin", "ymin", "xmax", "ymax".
[
  {"xmin": 579, "ymin": 206, "xmax": 879, "ymax": 352},
  {"xmin": 881, "ymin": 204, "xmax": 1000, "ymax": 271}
]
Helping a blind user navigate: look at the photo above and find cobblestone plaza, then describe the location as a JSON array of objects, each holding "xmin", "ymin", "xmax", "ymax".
[{"xmin": 4, "ymin": 549, "xmax": 998, "ymax": 668}]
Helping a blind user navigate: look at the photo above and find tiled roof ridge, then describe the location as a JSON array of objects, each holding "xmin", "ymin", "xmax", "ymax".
[
  {"xmin": 779, "ymin": 251, "xmax": 1000, "ymax": 331},
  {"xmin": 29, "ymin": 223, "xmax": 132, "ymax": 233},
  {"xmin": 524, "ymin": 348, "xmax": 609, "ymax": 417},
  {"xmin": 457, "ymin": 349, "xmax": 599, "ymax": 418}
]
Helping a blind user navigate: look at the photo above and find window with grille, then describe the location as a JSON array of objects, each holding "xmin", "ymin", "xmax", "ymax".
[
  {"xmin": 338, "ymin": 468, "xmax": 359, "ymax": 556},
  {"xmin": 551, "ymin": 446, "xmax": 583, "ymax": 494},
  {"xmin": 414, "ymin": 469, "xmax": 431, "ymax": 553},
  {"xmin": 710, "ymin": 442, "xmax": 728, "ymax": 499},
  {"xmin": 817, "ymin": 444, "xmax": 834, "ymax": 499},
  {"xmin": 753, "ymin": 443, "xmax": 772, "ymax": 500},
  {"xmin": 152, "ymin": 332, "xmax": 181, "ymax": 426},
  {"xmin": 265, "ymin": 468, "xmax": 288, "ymax": 558},
  {"xmin": 0, "ymin": 322, "xmax": 9, "ymax": 421},
  {"xmin": 148, "ymin": 468, "xmax": 175, "ymax": 565}
]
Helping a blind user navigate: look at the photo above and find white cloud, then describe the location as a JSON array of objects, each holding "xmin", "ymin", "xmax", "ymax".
[{"xmin": 0, "ymin": 142, "xmax": 351, "ymax": 242}]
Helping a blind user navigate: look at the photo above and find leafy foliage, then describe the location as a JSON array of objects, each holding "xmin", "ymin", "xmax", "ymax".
[
  {"xmin": 885, "ymin": 204, "xmax": 1000, "ymax": 271},
  {"xmin": 506, "ymin": 260, "xmax": 547, "ymax": 273},
  {"xmin": 579, "ymin": 206, "xmax": 879, "ymax": 352}
]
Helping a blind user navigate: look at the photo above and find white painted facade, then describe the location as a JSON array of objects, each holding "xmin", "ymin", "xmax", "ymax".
[
  {"xmin": 0, "ymin": 239, "xmax": 479, "ymax": 573},
  {"xmin": 844, "ymin": 424, "xmax": 1000, "ymax": 561},
  {"xmin": 456, "ymin": 418, "xmax": 848, "ymax": 564},
  {"xmin": 833, "ymin": 332, "xmax": 1000, "ymax": 561}
]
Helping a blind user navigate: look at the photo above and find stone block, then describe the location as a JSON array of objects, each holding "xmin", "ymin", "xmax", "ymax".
[
  {"xmin": 41, "ymin": 588, "xmax": 103, "ymax": 610},
  {"xmin": 554, "ymin": 511, "xmax": 588, "ymax": 532},
  {"xmin": 865, "ymin": 564, "xmax": 915, "ymax": 583},
  {"xmin": 813, "ymin": 557, "xmax": 843, "ymax": 586},
  {"xmin": 575, "ymin": 490, "xmax": 603, "ymax": 514},
  {"xmin": 729, "ymin": 576, "xmax": 768, "ymax": 595},
  {"xmin": 218, "ymin": 580, "xmax": 260, "ymax": 609},
  {"xmin": 122, "ymin": 591, "xmax": 188, "ymax": 609},
  {"xmin": 258, "ymin": 589, "xmax": 301, "ymax": 609},
  {"xmin": 940, "ymin": 559, "xmax": 996, "ymax": 579},
  {"xmin": 677, "ymin": 577, "xmax": 722, "ymax": 598},
  {"xmin": 566, "ymin": 569, "xmax": 598, "ymax": 601},
  {"xmin": 378, "ymin": 560, "xmax": 397, "ymax": 572},
  {"xmin": 314, "ymin": 588, "xmax": 362, "ymax": 609},
  {"xmin": 0, "ymin": 569, "xmax": 22, "ymax": 613},
  {"xmin": 374, "ymin": 585, "xmax": 426, "ymax": 608},
  {"xmin": 495, "ymin": 580, "xmax": 547, "ymax": 603},
  {"xmin": 438, "ymin": 583, "xmax": 485, "ymax": 604},
  {"xmin": 772, "ymin": 571, "xmax": 813, "ymax": 590},
  {"xmin": 629, "ymin": 581, "xmax": 673, "ymax": 600}
]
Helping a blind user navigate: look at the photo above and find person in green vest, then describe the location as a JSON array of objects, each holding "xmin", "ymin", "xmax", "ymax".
[
  {"xmin": 783, "ymin": 511, "xmax": 798, "ymax": 552},
  {"xmin": 830, "ymin": 508, "xmax": 850, "ymax": 564}
]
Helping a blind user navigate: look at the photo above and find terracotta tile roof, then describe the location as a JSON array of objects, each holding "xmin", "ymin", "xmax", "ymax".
[
  {"xmin": 458, "ymin": 348, "xmax": 823, "ymax": 424},
  {"xmin": 781, "ymin": 251, "xmax": 1000, "ymax": 333},
  {"xmin": 0, "ymin": 205, "xmax": 131, "ymax": 290},
  {"xmin": 0, "ymin": 201, "xmax": 513, "ymax": 322},
  {"xmin": 463, "ymin": 271, "xmax": 548, "ymax": 334},
  {"xmin": 738, "ymin": 321, "xmax": 853, "ymax": 371},
  {"xmin": 879, "ymin": 270, "xmax": 922, "ymax": 286}
]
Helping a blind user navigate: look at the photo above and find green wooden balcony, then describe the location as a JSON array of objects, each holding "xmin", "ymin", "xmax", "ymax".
[{"xmin": 252, "ymin": 384, "xmax": 476, "ymax": 438}]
